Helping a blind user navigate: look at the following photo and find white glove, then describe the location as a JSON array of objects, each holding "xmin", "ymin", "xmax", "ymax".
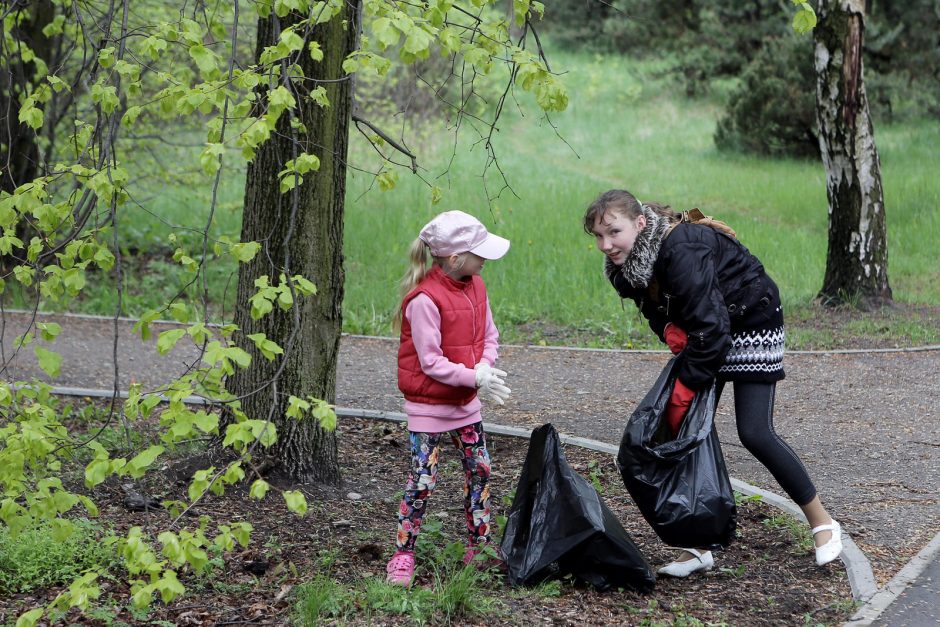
[{"xmin": 474, "ymin": 363, "xmax": 511, "ymax": 405}]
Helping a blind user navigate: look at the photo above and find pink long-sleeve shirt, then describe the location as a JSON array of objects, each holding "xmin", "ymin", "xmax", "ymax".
[{"xmin": 403, "ymin": 292, "xmax": 500, "ymax": 433}]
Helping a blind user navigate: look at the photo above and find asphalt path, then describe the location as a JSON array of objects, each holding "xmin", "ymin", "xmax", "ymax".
[{"xmin": 2, "ymin": 310, "xmax": 937, "ymax": 624}]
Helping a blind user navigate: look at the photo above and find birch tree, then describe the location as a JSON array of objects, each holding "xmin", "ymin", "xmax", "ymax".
[{"xmin": 814, "ymin": 0, "xmax": 892, "ymax": 306}]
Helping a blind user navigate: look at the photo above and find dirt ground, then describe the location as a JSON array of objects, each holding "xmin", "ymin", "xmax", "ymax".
[
  {"xmin": 0, "ymin": 418, "xmax": 856, "ymax": 626},
  {"xmin": 0, "ymin": 306, "xmax": 937, "ymax": 624}
]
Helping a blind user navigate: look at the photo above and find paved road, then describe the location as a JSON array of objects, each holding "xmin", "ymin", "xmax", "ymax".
[
  {"xmin": 2, "ymin": 311, "xmax": 938, "ymax": 623},
  {"xmin": 871, "ymin": 554, "xmax": 939, "ymax": 626}
]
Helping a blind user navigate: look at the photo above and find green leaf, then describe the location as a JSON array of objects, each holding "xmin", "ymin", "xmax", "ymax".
[
  {"xmin": 247, "ymin": 333, "xmax": 284, "ymax": 361},
  {"xmin": 169, "ymin": 303, "xmax": 189, "ymax": 323},
  {"xmin": 141, "ymin": 36, "xmax": 168, "ymax": 60},
  {"xmin": 42, "ymin": 15, "xmax": 66, "ymax": 37},
  {"xmin": 222, "ymin": 463, "xmax": 245, "ymax": 484},
  {"xmin": 97, "ymin": 47, "xmax": 116, "ymax": 68},
  {"xmin": 78, "ymin": 495, "xmax": 99, "ymax": 517},
  {"xmin": 134, "ymin": 310, "xmax": 161, "ymax": 341},
  {"xmin": 159, "ymin": 531, "xmax": 183, "ymax": 563},
  {"xmin": 126, "ymin": 445, "xmax": 164, "ymax": 478},
  {"xmin": 200, "ymin": 143, "xmax": 225, "ymax": 175},
  {"xmin": 157, "ymin": 570, "xmax": 185, "ymax": 603},
  {"xmin": 792, "ymin": 5, "xmax": 817, "ymax": 34},
  {"xmin": 230, "ymin": 241, "xmax": 260, "ymax": 263},
  {"xmin": 283, "ymin": 490, "xmax": 308, "ymax": 516},
  {"xmin": 85, "ymin": 458, "xmax": 110, "ymax": 487},
  {"xmin": 156, "ymin": 329, "xmax": 187, "ymax": 355},
  {"xmin": 286, "ymin": 395, "xmax": 311, "ymax": 419},
  {"xmin": 193, "ymin": 411, "xmax": 219, "ymax": 434},
  {"xmin": 249, "ymin": 479, "xmax": 270, "ymax": 500},
  {"xmin": 15, "ymin": 608, "xmax": 44, "ymax": 627},
  {"xmin": 188, "ymin": 468, "xmax": 214, "ymax": 501},
  {"xmin": 232, "ymin": 522, "xmax": 252, "ymax": 547},
  {"xmin": 377, "ymin": 169, "xmax": 398, "ymax": 191},
  {"xmin": 34, "ymin": 345, "xmax": 62, "ymax": 377},
  {"xmin": 18, "ymin": 102, "xmax": 44, "ymax": 130},
  {"xmin": 312, "ymin": 400, "xmax": 337, "ymax": 431},
  {"xmin": 37, "ymin": 322, "xmax": 62, "ymax": 341},
  {"xmin": 189, "ymin": 44, "xmax": 218, "ymax": 74}
]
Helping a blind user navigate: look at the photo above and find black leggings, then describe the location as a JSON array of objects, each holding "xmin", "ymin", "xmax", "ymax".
[{"xmin": 716, "ymin": 381, "xmax": 818, "ymax": 506}]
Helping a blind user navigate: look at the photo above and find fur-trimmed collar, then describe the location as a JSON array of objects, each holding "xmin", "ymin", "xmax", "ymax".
[{"xmin": 604, "ymin": 205, "xmax": 670, "ymax": 289}]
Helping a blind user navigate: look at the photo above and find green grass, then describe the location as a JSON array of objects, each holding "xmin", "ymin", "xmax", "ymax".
[
  {"xmin": 0, "ymin": 518, "xmax": 117, "ymax": 594},
  {"xmin": 16, "ymin": 50, "xmax": 939, "ymax": 349},
  {"xmin": 291, "ymin": 518, "xmax": 504, "ymax": 626}
]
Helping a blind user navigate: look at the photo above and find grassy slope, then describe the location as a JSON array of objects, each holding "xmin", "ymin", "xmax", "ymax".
[{"xmin": 342, "ymin": 51, "xmax": 940, "ymax": 347}]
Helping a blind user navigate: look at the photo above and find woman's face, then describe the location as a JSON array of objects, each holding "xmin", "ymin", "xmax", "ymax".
[{"xmin": 591, "ymin": 210, "xmax": 647, "ymax": 265}]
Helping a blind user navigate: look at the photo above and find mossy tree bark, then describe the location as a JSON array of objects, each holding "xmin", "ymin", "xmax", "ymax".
[
  {"xmin": 227, "ymin": 6, "xmax": 359, "ymax": 484},
  {"xmin": 814, "ymin": 0, "xmax": 891, "ymax": 307}
]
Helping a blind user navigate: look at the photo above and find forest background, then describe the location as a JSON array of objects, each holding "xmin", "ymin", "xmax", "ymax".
[{"xmin": 7, "ymin": 1, "xmax": 938, "ymax": 349}]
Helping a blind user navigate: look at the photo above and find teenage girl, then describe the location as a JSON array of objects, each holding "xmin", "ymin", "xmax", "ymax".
[
  {"xmin": 585, "ymin": 189, "xmax": 843, "ymax": 577},
  {"xmin": 386, "ymin": 210, "xmax": 511, "ymax": 586}
]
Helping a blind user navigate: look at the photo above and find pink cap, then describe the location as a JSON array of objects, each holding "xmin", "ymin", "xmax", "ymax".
[{"xmin": 419, "ymin": 210, "xmax": 510, "ymax": 259}]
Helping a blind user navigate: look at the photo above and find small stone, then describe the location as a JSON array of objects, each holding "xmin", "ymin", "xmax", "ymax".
[
  {"xmin": 333, "ymin": 519, "xmax": 353, "ymax": 528},
  {"xmin": 346, "ymin": 492, "xmax": 362, "ymax": 500}
]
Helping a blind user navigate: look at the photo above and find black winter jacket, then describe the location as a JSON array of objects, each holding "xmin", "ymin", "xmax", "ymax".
[{"xmin": 606, "ymin": 222, "xmax": 782, "ymax": 390}]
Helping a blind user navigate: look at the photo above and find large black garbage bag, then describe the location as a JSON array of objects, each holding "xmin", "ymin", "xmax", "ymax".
[
  {"xmin": 500, "ymin": 423, "xmax": 655, "ymax": 592},
  {"xmin": 616, "ymin": 357, "xmax": 737, "ymax": 549}
]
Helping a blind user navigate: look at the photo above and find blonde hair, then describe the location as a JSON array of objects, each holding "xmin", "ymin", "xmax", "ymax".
[{"xmin": 391, "ymin": 238, "xmax": 469, "ymax": 332}]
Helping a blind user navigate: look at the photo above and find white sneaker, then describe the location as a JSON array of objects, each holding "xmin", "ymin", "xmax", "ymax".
[
  {"xmin": 812, "ymin": 519, "xmax": 843, "ymax": 566},
  {"xmin": 657, "ymin": 549, "xmax": 714, "ymax": 577}
]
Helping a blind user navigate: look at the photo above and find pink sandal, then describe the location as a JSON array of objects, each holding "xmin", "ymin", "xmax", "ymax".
[{"xmin": 386, "ymin": 550, "xmax": 416, "ymax": 586}]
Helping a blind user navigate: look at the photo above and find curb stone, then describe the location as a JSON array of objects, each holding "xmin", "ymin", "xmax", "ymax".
[{"xmin": 35, "ymin": 385, "xmax": 878, "ymax": 604}]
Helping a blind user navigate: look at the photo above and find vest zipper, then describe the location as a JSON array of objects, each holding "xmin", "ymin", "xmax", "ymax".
[{"xmin": 462, "ymin": 290, "xmax": 478, "ymax": 365}]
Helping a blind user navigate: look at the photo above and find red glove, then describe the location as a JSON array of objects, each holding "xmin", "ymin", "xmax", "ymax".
[
  {"xmin": 664, "ymin": 323, "xmax": 688, "ymax": 355},
  {"xmin": 664, "ymin": 378, "xmax": 695, "ymax": 436}
]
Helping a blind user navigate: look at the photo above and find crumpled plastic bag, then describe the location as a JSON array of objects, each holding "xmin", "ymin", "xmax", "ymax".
[
  {"xmin": 616, "ymin": 357, "xmax": 737, "ymax": 549},
  {"xmin": 500, "ymin": 423, "xmax": 655, "ymax": 592}
]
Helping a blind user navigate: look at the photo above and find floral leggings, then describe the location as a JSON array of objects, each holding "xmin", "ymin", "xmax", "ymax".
[{"xmin": 395, "ymin": 421, "xmax": 492, "ymax": 552}]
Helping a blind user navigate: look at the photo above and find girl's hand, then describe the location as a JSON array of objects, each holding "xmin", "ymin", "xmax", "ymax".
[{"xmin": 474, "ymin": 363, "xmax": 511, "ymax": 405}]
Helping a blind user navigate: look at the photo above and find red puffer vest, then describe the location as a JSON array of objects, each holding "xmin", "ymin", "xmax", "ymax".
[{"xmin": 398, "ymin": 265, "xmax": 488, "ymax": 405}]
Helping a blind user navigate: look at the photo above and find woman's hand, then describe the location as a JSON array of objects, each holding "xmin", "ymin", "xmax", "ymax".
[
  {"xmin": 664, "ymin": 378, "xmax": 695, "ymax": 436},
  {"xmin": 664, "ymin": 323, "xmax": 688, "ymax": 355}
]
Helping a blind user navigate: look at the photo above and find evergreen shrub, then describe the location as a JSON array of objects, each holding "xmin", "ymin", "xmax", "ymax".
[{"xmin": 714, "ymin": 36, "xmax": 818, "ymax": 158}]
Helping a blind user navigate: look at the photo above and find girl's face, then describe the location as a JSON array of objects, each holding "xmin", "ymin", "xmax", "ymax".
[
  {"xmin": 591, "ymin": 210, "xmax": 647, "ymax": 265},
  {"xmin": 443, "ymin": 252, "xmax": 485, "ymax": 280}
]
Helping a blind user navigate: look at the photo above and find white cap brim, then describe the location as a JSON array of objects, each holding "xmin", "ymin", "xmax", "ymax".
[{"xmin": 469, "ymin": 233, "xmax": 510, "ymax": 260}]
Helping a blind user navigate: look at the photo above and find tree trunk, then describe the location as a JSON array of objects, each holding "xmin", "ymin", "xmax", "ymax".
[
  {"xmin": 227, "ymin": 5, "xmax": 359, "ymax": 484},
  {"xmin": 814, "ymin": 0, "xmax": 891, "ymax": 307},
  {"xmin": 0, "ymin": 0, "xmax": 56, "ymax": 195}
]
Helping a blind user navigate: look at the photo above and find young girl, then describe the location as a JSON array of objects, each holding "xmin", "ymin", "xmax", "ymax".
[
  {"xmin": 386, "ymin": 210, "xmax": 511, "ymax": 586},
  {"xmin": 585, "ymin": 189, "xmax": 843, "ymax": 577}
]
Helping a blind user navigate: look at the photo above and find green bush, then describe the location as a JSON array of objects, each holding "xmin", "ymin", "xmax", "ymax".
[
  {"xmin": 714, "ymin": 35, "xmax": 818, "ymax": 158},
  {"xmin": 0, "ymin": 519, "xmax": 117, "ymax": 593}
]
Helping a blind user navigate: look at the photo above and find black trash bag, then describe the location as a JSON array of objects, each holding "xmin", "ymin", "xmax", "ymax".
[
  {"xmin": 500, "ymin": 423, "xmax": 655, "ymax": 592},
  {"xmin": 616, "ymin": 357, "xmax": 737, "ymax": 550}
]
